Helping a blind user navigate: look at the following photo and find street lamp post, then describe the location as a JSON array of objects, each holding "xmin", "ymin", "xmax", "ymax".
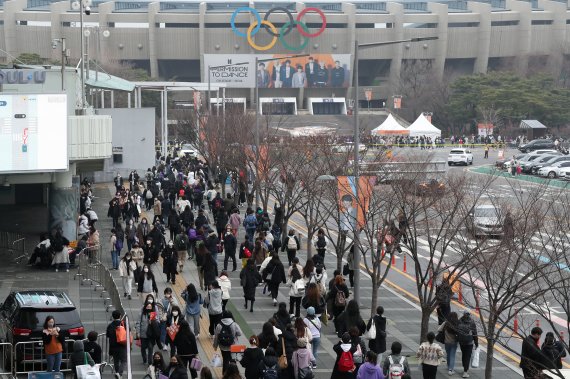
[{"xmin": 351, "ymin": 36, "xmax": 437, "ymax": 303}]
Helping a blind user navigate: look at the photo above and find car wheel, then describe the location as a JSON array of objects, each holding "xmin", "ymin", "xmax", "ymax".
[
  {"xmin": 469, "ymin": 159, "xmax": 473, "ymax": 165},
  {"xmin": 448, "ymin": 162, "xmax": 452, "ymax": 166},
  {"xmin": 548, "ymin": 172, "xmax": 556, "ymax": 179}
]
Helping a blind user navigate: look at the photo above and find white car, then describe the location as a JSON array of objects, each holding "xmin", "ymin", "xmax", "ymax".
[
  {"xmin": 542, "ymin": 162, "xmax": 570, "ymax": 178},
  {"xmin": 448, "ymin": 149, "xmax": 473, "ymax": 166},
  {"xmin": 178, "ymin": 143, "xmax": 198, "ymax": 158}
]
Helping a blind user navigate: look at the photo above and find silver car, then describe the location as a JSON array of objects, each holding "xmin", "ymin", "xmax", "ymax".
[{"xmin": 467, "ymin": 204, "xmax": 504, "ymax": 237}]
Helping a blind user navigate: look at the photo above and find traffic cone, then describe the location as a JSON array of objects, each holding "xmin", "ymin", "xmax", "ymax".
[
  {"xmin": 391, "ymin": 253, "xmax": 396, "ymax": 266},
  {"xmin": 536, "ymin": 319, "xmax": 540, "ymax": 328},
  {"xmin": 458, "ymin": 289, "xmax": 463, "ymax": 304},
  {"xmin": 513, "ymin": 308, "xmax": 519, "ymax": 335},
  {"xmin": 403, "ymin": 254, "xmax": 407, "ymax": 273}
]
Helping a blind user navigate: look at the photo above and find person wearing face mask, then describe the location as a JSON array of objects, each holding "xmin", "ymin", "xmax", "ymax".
[
  {"xmin": 131, "ymin": 242, "xmax": 144, "ymax": 270},
  {"xmin": 160, "ymin": 288, "xmax": 179, "ymax": 349},
  {"xmin": 119, "ymin": 252, "xmax": 137, "ymax": 299},
  {"xmin": 173, "ymin": 321, "xmax": 199, "ymax": 378},
  {"xmin": 137, "ymin": 217, "xmax": 151, "ymax": 245},
  {"xmin": 144, "ymin": 239, "xmax": 158, "ymax": 265},
  {"xmin": 42, "ymin": 316, "xmax": 67, "ymax": 372},
  {"xmin": 137, "ymin": 265, "xmax": 158, "ymax": 302},
  {"xmin": 162, "ymin": 241, "xmax": 179, "ymax": 285},
  {"xmin": 167, "ymin": 354, "xmax": 189, "ymax": 379},
  {"xmin": 138, "ymin": 300, "xmax": 162, "ymax": 365},
  {"xmin": 126, "ymin": 219, "xmax": 137, "ymax": 252},
  {"xmin": 147, "ymin": 351, "xmax": 166, "ymax": 379},
  {"xmin": 166, "ymin": 305, "xmax": 184, "ymax": 356}
]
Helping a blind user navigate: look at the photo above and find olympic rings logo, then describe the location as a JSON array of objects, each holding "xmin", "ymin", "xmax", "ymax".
[{"xmin": 230, "ymin": 7, "xmax": 327, "ymax": 52}]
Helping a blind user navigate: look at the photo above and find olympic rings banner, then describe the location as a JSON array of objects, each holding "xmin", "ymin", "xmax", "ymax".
[{"xmin": 204, "ymin": 54, "xmax": 352, "ymax": 89}]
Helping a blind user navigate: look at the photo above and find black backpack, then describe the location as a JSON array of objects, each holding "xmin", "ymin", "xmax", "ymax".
[
  {"xmin": 456, "ymin": 320, "xmax": 473, "ymax": 345},
  {"xmin": 218, "ymin": 322, "xmax": 234, "ymax": 348},
  {"xmin": 262, "ymin": 364, "xmax": 278, "ymax": 379}
]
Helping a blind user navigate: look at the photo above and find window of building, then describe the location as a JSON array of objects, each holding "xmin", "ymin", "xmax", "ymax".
[
  {"xmin": 356, "ymin": 23, "xmax": 393, "ymax": 28},
  {"xmin": 490, "ymin": 20, "xmax": 519, "ymax": 26},
  {"xmin": 404, "ymin": 22, "xmax": 438, "ymax": 28},
  {"xmin": 531, "ymin": 20, "xmax": 553, "ymax": 25},
  {"xmin": 155, "ymin": 22, "xmax": 199, "ymax": 28},
  {"xmin": 448, "ymin": 22, "xmax": 480, "ymax": 27}
]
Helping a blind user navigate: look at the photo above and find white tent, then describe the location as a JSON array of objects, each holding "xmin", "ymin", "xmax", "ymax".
[
  {"xmin": 407, "ymin": 114, "xmax": 441, "ymax": 137},
  {"xmin": 371, "ymin": 114, "xmax": 409, "ymax": 135}
]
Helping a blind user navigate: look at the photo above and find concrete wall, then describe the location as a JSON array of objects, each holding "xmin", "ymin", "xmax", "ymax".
[{"xmin": 94, "ymin": 107, "xmax": 155, "ymax": 183}]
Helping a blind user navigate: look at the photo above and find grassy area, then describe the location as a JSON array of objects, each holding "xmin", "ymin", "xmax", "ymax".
[
  {"xmin": 470, "ymin": 166, "xmax": 570, "ymax": 189},
  {"xmin": 226, "ymin": 300, "xmax": 255, "ymax": 339}
]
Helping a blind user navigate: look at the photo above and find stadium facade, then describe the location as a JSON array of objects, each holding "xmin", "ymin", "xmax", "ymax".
[{"xmin": 0, "ymin": 0, "xmax": 568, "ymax": 109}]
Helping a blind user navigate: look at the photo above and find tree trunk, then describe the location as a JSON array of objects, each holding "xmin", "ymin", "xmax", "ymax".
[
  {"xmin": 306, "ymin": 230, "xmax": 314, "ymax": 261},
  {"xmin": 281, "ymin": 216, "xmax": 290, "ymax": 246},
  {"xmin": 370, "ymin": 273, "xmax": 379, "ymax": 319},
  {"xmin": 220, "ymin": 170, "xmax": 226, "ymax": 197},
  {"xmin": 485, "ymin": 337, "xmax": 494, "ymax": 379},
  {"xmin": 420, "ymin": 306, "xmax": 431, "ymax": 342}
]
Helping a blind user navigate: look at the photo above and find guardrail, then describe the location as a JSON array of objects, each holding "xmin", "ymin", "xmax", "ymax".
[
  {"xmin": 0, "ymin": 231, "xmax": 27, "ymax": 263},
  {"xmin": 13, "ymin": 340, "xmax": 75, "ymax": 376},
  {"xmin": 0, "ymin": 342, "xmax": 13, "ymax": 376},
  {"xmin": 73, "ymin": 247, "xmax": 124, "ymax": 315}
]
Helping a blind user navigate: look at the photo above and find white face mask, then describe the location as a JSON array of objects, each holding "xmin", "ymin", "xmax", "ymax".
[
  {"xmin": 168, "ymin": 243, "xmax": 173, "ymax": 247},
  {"xmin": 148, "ymin": 299, "xmax": 154, "ymax": 304},
  {"xmin": 172, "ymin": 311, "xmax": 179, "ymax": 317}
]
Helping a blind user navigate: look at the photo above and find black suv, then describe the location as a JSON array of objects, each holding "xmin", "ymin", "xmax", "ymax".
[
  {"xmin": 518, "ymin": 139, "xmax": 555, "ymax": 153},
  {"xmin": 0, "ymin": 291, "xmax": 84, "ymax": 371}
]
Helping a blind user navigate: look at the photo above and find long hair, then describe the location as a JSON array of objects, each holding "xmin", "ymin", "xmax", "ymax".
[
  {"xmin": 186, "ymin": 283, "xmax": 199, "ymax": 302},
  {"xmin": 303, "ymin": 259, "xmax": 315, "ymax": 278},
  {"xmin": 294, "ymin": 317, "xmax": 306, "ymax": 338},
  {"xmin": 344, "ymin": 300, "xmax": 362, "ymax": 330},
  {"xmin": 291, "ymin": 265, "xmax": 302, "ymax": 281},
  {"xmin": 306, "ymin": 283, "xmax": 320, "ymax": 303}
]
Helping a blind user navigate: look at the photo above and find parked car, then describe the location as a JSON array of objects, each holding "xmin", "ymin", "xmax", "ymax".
[
  {"xmin": 518, "ymin": 139, "xmax": 555, "ymax": 153},
  {"xmin": 531, "ymin": 156, "xmax": 570, "ymax": 174},
  {"xmin": 537, "ymin": 161, "xmax": 570, "ymax": 178},
  {"xmin": 448, "ymin": 149, "xmax": 473, "ymax": 166},
  {"xmin": 498, "ymin": 153, "xmax": 528, "ymax": 169},
  {"xmin": 0, "ymin": 291, "xmax": 84, "ymax": 371},
  {"xmin": 522, "ymin": 154, "xmax": 560, "ymax": 173},
  {"xmin": 467, "ymin": 204, "xmax": 504, "ymax": 237}
]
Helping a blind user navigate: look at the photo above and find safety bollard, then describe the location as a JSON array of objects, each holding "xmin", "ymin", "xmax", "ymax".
[
  {"xmin": 458, "ymin": 288, "xmax": 463, "ymax": 304},
  {"xmin": 536, "ymin": 319, "xmax": 540, "ymax": 328},
  {"xmin": 561, "ymin": 331, "xmax": 565, "ymax": 342},
  {"xmin": 513, "ymin": 308, "xmax": 519, "ymax": 335},
  {"xmin": 391, "ymin": 253, "xmax": 396, "ymax": 266},
  {"xmin": 428, "ymin": 268, "xmax": 433, "ymax": 289},
  {"xmin": 403, "ymin": 254, "xmax": 407, "ymax": 273},
  {"xmin": 381, "ymin": 247, "xmax": 385, "ymax": 261}
]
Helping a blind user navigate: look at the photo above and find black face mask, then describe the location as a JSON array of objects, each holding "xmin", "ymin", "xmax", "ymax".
[{"xmin": 153, "ymin": 359, "xmax": 162, "ymax": 366}]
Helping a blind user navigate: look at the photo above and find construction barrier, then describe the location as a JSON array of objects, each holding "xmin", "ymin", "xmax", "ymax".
[
  {"xmin": 0, "ymin": 342, "xmax": 13, "ymax": 376},
  {"xmin": 13, "ymin": 340, "xmax": 75, "ymax": 376}
]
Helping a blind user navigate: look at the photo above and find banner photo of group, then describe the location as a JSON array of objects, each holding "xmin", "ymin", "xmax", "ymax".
[
  {"xmin": 204, "ymin": 54, "xmax": 352, "ymax": 89},
  {"xmin": 337, "ymin": 176, "xmax": 376, "ymax": 231}
]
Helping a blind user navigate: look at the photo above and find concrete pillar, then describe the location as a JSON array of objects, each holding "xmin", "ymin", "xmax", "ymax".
[
  {"xmin": 542, "ymin": 0, "xmax": 567, "ymax": 73},
  {"xmin": 343, "ymin": 2, "xmax": 356, "ymax": 95},
  {"xmin": 429, "ymin": 3, "xmax": 448, "ymax": 80},
  {"xmin": 469, "ymin": 2, "xmax": 492, "ymax": 73},
  {"xmin": 49, "ymin": 163, "xmax": 78, "ymax": 241},
  {"xmin": 98, "ymin": 3, "xmax": 113, "ymax": 66},
  {"xmin": 50, "ymin": 2, "xmax": 67, "ymax": 63},
  {"xmin": 4, "ymin": 0, "xmax": 25, "ymax": 61},
  {"xmin": 199, "ymin": 3, "xmax": 207, "ymax": 83},
  {"xmin": 387, "ymin": 3, "xmax": 404, "ymax": 94},
  {"xmin": 148, "ymin": 2, "xmax": 159, "ymax": 78},
  {"xmin": 508, "ymin": 0, "xmax": 532, "ymax": 74}
]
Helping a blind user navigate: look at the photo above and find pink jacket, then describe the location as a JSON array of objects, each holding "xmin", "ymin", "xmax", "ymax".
[
  {"xmin": 292, "ymin": 347, "xmax": 314, "ymax": 379},
  {"xmin": 229, "ymin": 213, "xmax": 242, "ymax": 230}
]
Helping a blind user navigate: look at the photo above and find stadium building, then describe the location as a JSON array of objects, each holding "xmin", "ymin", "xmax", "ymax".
[{"xmin": 0, "ymin": 0, "xmax": 568, "ymax": 111}]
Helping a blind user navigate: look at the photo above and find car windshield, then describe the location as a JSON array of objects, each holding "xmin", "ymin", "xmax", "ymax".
[
  {"xmin": 17, "ymin": 309, "xmax": 80, "ymax": 330},
  {"xmin": 474, "ymin": 207, "xmax": 500, "ymax": 218},
  {"xmin": 181, "ymin": 144, "xmax": 193, "ymax": 150}
]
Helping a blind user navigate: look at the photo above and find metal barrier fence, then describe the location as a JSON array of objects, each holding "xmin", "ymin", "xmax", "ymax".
[
  {"xmin": 13, "ymin": 340, "xmax": 76, "ymax": 376},
  {"xmin": 0, "ymin": 231, "xmax": 27, "ymax": 263},
  {"xmin": 73, "ymin": 246, "xmax": 124, "ymax": 315},
  {"xmin": 0, "ymin": 342, "xmax": 13, "ymax": 376}
]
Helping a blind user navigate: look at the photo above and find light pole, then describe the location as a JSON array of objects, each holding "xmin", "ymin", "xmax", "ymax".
[
  {"xmin": 71, "ymin": 0, "xmax": 92, "ymax": 111},
  {"xmin": 83, "ymin": 27, "xmax": 110, "ymax": 82},
  {"xmin": 254, "ymin": 54, "xmax": 309, "ymax": 210},
  {"xmin": 52, "ymin": 38, "xmax": 66, "ymax": 91},
  {"xmin": 351, "ymin": 36, "xmax": 437, "ymax": 303}
]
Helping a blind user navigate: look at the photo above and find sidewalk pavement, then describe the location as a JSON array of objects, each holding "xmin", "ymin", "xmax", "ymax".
[{"xmin": 0, "ymin": 182, "xmax": 521, "ymax": 379}]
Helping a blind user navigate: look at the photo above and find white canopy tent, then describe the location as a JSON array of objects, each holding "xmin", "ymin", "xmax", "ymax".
[
  {"xmin": 371, "ymin": 114, "xmax": 409, "ymax": 135},
  {"xmin": 407, "ymin": 114, "xmax": 442, "ymax": 137}
]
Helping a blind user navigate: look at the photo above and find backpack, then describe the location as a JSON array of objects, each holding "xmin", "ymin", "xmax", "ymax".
[
  {"xmin": 456, "ymin": 320, "xmax": 473, "ymax": 345},
  {"xmin": 388, "ymin": 356, "xmax": 405, "ymax": 378},
  {"xmin": 244, "ymin": 215, "xmax": 257, "ymax": 230},
  {"xmin": 213, "ymin": 198, "xmax": 223, "ymax": 210},
  {"xmin": 188, "ymin": 229, "xmax": 197, "ymax": 240},
  {"xmin": 115, "ymin": 238, "xmax": 123, "ymax": 251},
  {"xmin": 293, "ymin": 279, "xmax": 305, "ymax": 296},
  {"xmin": 262, "ymin": 220, "xmax": 271, "ymax": 230},
  {"xmin": 334, "ymin": 286, "xmax": 347, "ymax": 307},
  {"xmin": 287, "ymin": 236, "xmax": 297, "ymax": 250},
  {"xmin": 316, "ymin": 236, "xmax": 326, "ymax": 249},
  {"xmin": 337, "ymin": 350, "xmax": 354, "ymax": 372},
  {"xmin": 353, "ymin": 343, "xmax": 363, "ymax": 364},
  {"xmin": 262, "ymin": 364, "xmax": 278, "ymax": 379},
  {"xmin": 115, "ymin": 321, "xmax": 127, "ymax": 345},
  {"xmin": 217, "ymin": 322, "xmax": 234, "ymax": 348},
  {"xmin": 176, "ymin": 235, "xmax": 188, "ymax": 251}
]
